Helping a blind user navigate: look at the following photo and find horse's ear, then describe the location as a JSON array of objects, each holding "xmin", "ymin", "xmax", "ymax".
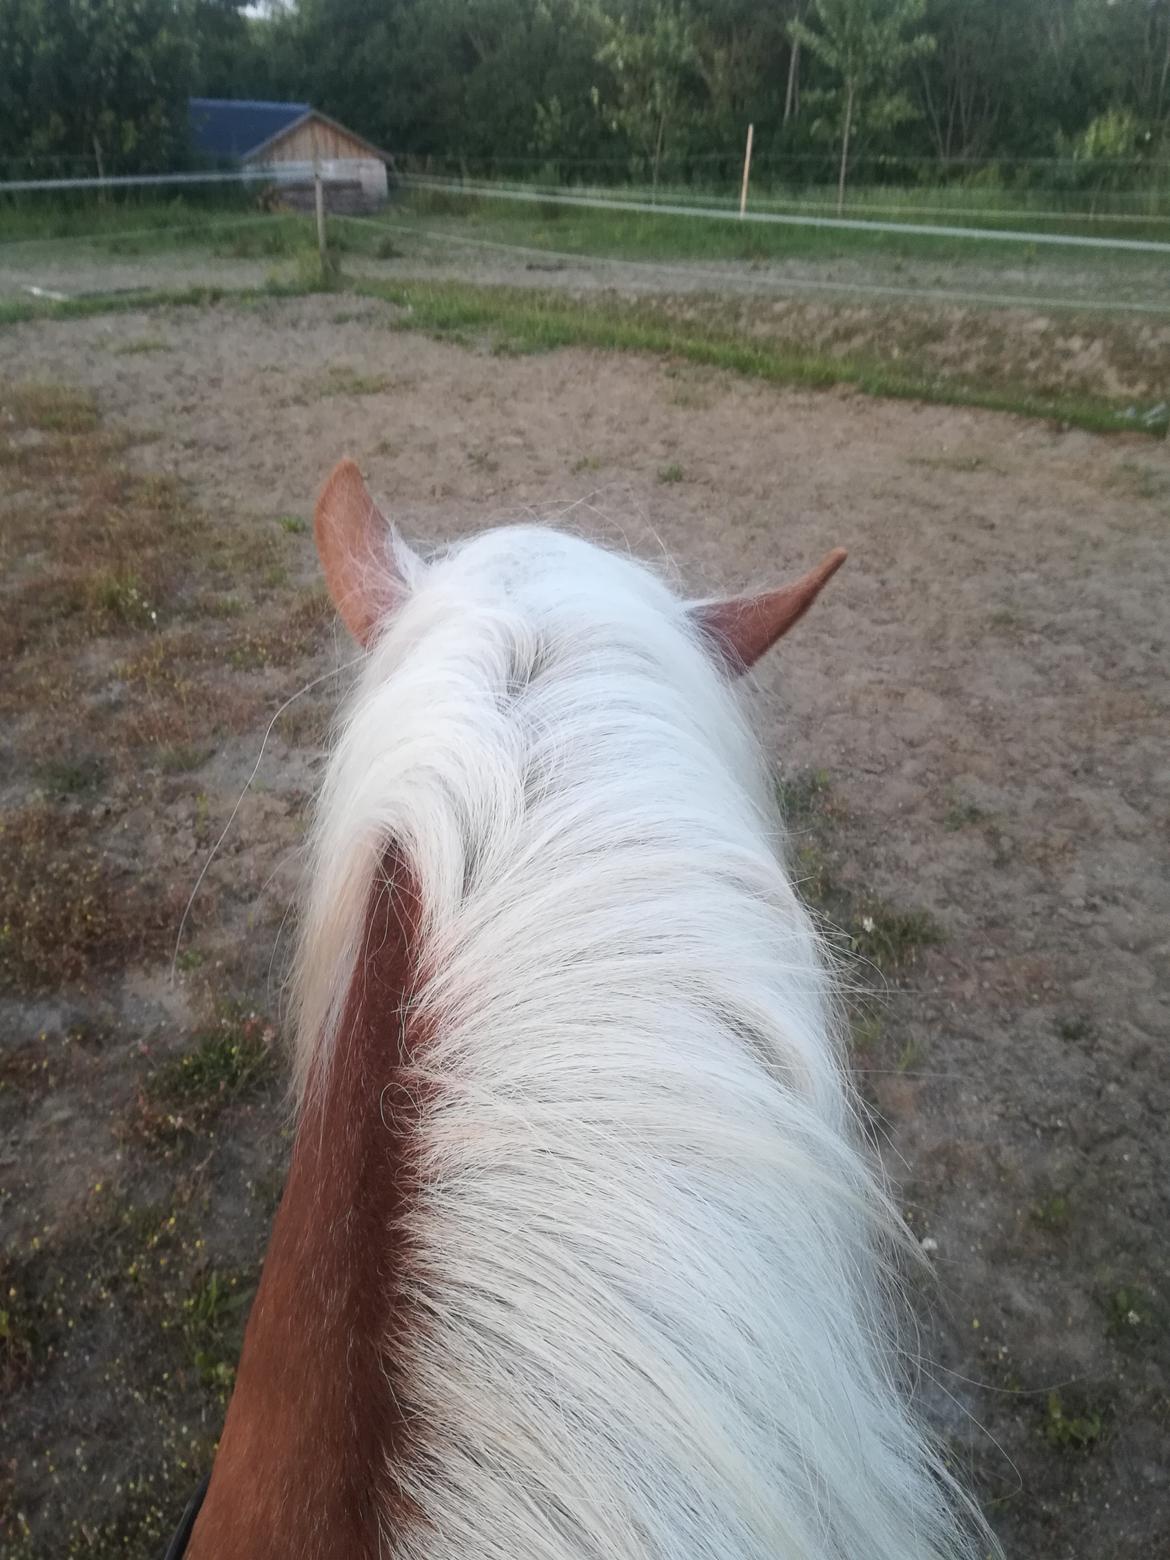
[
  {"xmin": 314, "ymin": 459, "xmax": 411, "ymax": 646},
  {"xmin": 691, "ymin": 548, "xmax": 847, "ymax": 674}
]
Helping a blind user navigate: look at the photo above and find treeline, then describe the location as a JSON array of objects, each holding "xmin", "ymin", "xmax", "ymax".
[{"xmin": 2, "ymin": 0, "xmax": 1169, "ymax": 190}]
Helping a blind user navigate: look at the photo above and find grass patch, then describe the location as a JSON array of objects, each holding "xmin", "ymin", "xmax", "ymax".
[
  {"xmin": 657, "ymin": 461, "xmax": 684, "ymax": 483},
  {"xmin": 35, "ymin": 755, "xmax": 106, "ymax": 797},
  {"xmin": 1104, "ymin": 1284, "xmax": 1155, "ymax": 1341},
  {"xmin": 85, "ymin": 566, "xmax": 159, "ymax": 628},
  {"xmin": 0, "ymin": 806, "xmax": 178, "ymax": 994},
  {"xmin": 1112, "ymin": 460, "xmax": 1168, "ymax": 500},
  {"xmin": 1057, "ymin": 1013, "xmax": 1098, "ymax": 1044},
  {"xmin": 277, "ymin": 513, "xmax": 309, "ymax": 534},
  {"xmin": 0, "ymin": 273, "xmax": 1159, "ymax": 437},
  {"xmin": 356, "ymin": 278, "xmax": 1152, "ymax": 437},
  {"xmin": 131, "ymin": 1012, "xmax": 277, "ymax": 1144},
  {"xmin": 317, "ymin": 365, "xmax": 392, "ymax": 398},
  {"xmin": 774, "ymin": 769, "xmax": 942, "ymax": 975},
  {"xmin": 1030, "ymin": 1194, "xmax": 1071, "ymax": 1232},
  {"xmin": 392, "ymin": 184, "xmax": 1170, "ymax": 266},
  {"xmin": 111, "ymin": 337, "xmax": 169, "ymax": 356},
  {"xmin": 849, "ymin": 903, "xmax": 943, "ymax": 974},
  {"xmin": 154, "ymin": 744, "xmax": 211, "ymax": 774},
  {"xmin": 180, "ymin": 1269, "xmax": 254, "ymax": 1392},
  {"xmin": 943, "ymin": 797, "xmax": 986, "ymax": 831},
  {"xmin": 776, "ymin": 768, "xmax": 834, "ymax": 831},
  {"xmin": 3, "ymin": 382, "xmax": 98, "ymax": 434},
  {"xmin": 1044, "ymin": 1390, "xmax": 1105, "ymax": 1452}
]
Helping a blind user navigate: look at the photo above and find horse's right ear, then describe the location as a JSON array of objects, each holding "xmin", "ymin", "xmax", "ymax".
[{"xmin": 314, "ymin": 459, "xmax": 412, "ymax": 646}]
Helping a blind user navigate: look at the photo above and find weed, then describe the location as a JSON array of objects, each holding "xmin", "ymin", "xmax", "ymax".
[
  {"xmin": 0, "ymin": 806, "xmax": 178, "ymax": 993},
  {"xmin": 180, "ymin": 1269, "xmax": 253, "ymax": 1392},
  {"xmin": 943, "ymin": 798, "xmax": 985, "ymax": 831},
  {"xmin": 35, "ymin": 756, "xmax": 106, "ymax": 797},
  {"xmin": 1044, "ymin": 1390, "xmax": 1104, "ymax": 1451},
  {"xmin": 112, "ymin": 337, "xmax": 169, "ymax": 356},
  {"xmin": 86, "ymin": 568, "xmax": 158, "ymax": 629},
  {"xmin": 3, "ymin": 383, "xmax": 99, "ymax": 435},
  {"xmin": 1030, "ymin": 1194, "xmax": 1071, "ymax": 1232},
  {"xmin": 895, "ymin": 1035, "xmax": 925, "ymax": 1072},
  {"xmin": 776, "ymin": 769, "xmax": 833, "ymax": 831},
  {"xmin": 155, "ymin": 744, "xmax": 209, "ymax": 775},
  {"xmin": 847, "ymin": 1011, "xmax": 883, "ymax": 1059},
  {"xmin": 657, "ymin": 462, "xmax": 685, "ymax": 483},
  {"xmin": 1057, "ymin": 1014, "xmax": 1097, "ymax": 1044},
  {"xmin": 1113, "ymin": 461, "xmax": 1166, "ymax": 500},
  {"xmin": 1104, "ymin": 1284, "xmax": 1152, "ymax": 1339},
  {"xmin": 278, "ymin": 513, "xmax": 308, "ymax": 534},
  {"xmin": 572, "ymin": 454, "xmax": 603, "ymax": 473},
  {"xmin": 131, "ymin": 1012, "xmax": 277, "ymax": 1143},
  {"xmin": 0, "ymin": 1289, "xmax": 41, "ymax": 1391},
  {"xmin": 318, "ymin": 365, "xmax": 391, "ymax": 398},
  {"xmin": 850, "ymin": 902, "xmax": 943, "ymax": 973},
  {"xmin": 793, "ymin": 841, "xmax": 836, "ymax": 913}
]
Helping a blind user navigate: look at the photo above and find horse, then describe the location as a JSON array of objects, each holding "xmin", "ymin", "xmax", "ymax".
[{"xmin": 179, "ymin": 459, "xmax": 996, "ymax": 1560}]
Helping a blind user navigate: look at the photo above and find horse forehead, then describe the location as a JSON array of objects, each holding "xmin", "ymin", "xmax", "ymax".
[{"xmin": 446, "ymin": 527, "xmax": 657, "ymax": 605}]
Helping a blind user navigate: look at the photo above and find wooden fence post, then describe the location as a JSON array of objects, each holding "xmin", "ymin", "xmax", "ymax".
[
  {"xmin": 739, "ymin": 123, "xmax": 755, "ymax": 218},
  {"xmin": 314, "ymin": 160, "xmax": 327, "ymax": 267}
]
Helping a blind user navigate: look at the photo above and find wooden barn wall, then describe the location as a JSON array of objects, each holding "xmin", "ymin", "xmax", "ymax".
[{"xmin": 256, "ymin": 118, "xmax": 377, "ymax": 163}]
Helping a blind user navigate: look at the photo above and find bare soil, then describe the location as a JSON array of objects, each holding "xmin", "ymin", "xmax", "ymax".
[{"xmin": 1, "ymin": 293, "xmax": 1167, "ymax": 1558}]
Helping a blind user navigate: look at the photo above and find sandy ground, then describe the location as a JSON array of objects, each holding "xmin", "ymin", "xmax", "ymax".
[{"xmin": 1, "ymin": 294, "xmax": 1168, "ymax": 1557}]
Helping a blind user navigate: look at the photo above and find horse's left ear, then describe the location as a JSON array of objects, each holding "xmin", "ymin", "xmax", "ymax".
[
  {"xmin": 314, "ymin": 458, "xmax": 412, "ymax": 646},
  {"xmin": 690, "ymin": 548, "xmax": 847, "ymax": 674}
]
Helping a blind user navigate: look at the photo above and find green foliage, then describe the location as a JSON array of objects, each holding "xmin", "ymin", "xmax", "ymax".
[
  {"xmin": 1044, "ymin": 1390, "xmax": 1104, "ymax": 1452},
  {"xmin": 0, "ymin": 0, "xmax": 195, "ymax": 172},
  {"xmin": 1, "ymin": 0, "xmax": 1168, "ymax": 194},
  {"xmin": 597, "ymin": 2, "xmax": 701, "ymax": 187},
  {"xmin": 792, "ymin": 0, "xmax": 935, "ymax": 206}
]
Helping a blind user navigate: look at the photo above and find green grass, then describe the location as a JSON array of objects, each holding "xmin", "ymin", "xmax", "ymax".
[
  {"xmin": 133, "ymin": 1012, "xmax": 277, "ymax": 1144},
  {"xmin": 358, "ymin": 277, "xmax": 1152, "ymax": 436},
  {"xmin": 111, "ymin": 336, "xmax": 169, "ymax": 355},
  {"xmin": 180, "ymin": 1269, "xmax": 253, "ymax": 1392},
  {"xmin": 3, "ymin": 382, "xmax": 98, "ymax": 433},
  {"xmin": 392, "ymin": 185, "xmax": 1170, "ymax": 264},
  {"xmin": 1044, "ymin": 1389, "xmax": 1106, "ymax": 1451},
  {"xmin": 1030, "ymin": 1194, "xmax": 1071, "ymax": 1232},
  {"xmin": 35, "ymin": 756, "xmax": 106, "ymax": 797}
]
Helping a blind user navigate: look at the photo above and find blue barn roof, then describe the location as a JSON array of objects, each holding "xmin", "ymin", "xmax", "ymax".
[{"xmin": 188, "ymin": 98, "xmax": 311, "ymax": 161}]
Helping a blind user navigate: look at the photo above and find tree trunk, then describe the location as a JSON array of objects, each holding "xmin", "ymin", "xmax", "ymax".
[
  {"xmin": 92, "ymin": 133, "xmax": 106, "ymax": 203},
  {"xmin": 837, "ymin": 82, "xmax": 854, "ymax": 216},
  {"xmin": 784, "ymin": 37, "xmax": 800, "ymax": 124},
  {"xmin": 652, "ymin": 111, "xmax": 665, "ymax": 197}
]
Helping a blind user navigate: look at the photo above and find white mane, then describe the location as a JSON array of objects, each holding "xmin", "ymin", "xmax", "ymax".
[{"xmin": 293, "ymin": 525, "xmax": 995, "ymax": 1560}]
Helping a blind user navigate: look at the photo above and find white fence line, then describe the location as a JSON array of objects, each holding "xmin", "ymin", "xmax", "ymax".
[
  {"xmin": 348, "ymin": 215, "xmax": 1170, "ymax": 318},
  {"xmin": 0, "ymin": 164, "xmax": 334, "ymax": 195},
  {"xmin": 401, "ymin": 174, "xmax": 1170, "ymax": 255}
]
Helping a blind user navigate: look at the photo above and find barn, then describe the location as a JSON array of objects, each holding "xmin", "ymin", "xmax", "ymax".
[{"xmin": 188, "ymin": 98, "xmax": 392, "ymax": 213}]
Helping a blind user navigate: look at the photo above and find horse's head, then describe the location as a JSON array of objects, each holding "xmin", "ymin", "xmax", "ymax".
[{"xmin": 314, "ymin": 458, "xmax": 846, "ymax": 674}]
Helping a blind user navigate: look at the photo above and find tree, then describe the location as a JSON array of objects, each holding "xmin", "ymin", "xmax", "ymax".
[
  {"xmin": 0, "ymin": 0, "xmax": 196, "ymax": 172},
  {"xmin": 791, "ymin": 0, "xmax": 934, "ymax": 210},
  {"xmin": 597, "ymin": 2, "xmax": 701, "ymax": 191},
  {"xmin": 916, "ymin": 0, "xmax": 1014, "ymax": 166}
]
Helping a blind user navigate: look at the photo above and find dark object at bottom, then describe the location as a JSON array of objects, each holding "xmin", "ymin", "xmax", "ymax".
[{"xmin": 162, "ymin": 1474, "xmax": 210, "ymax": 1560}]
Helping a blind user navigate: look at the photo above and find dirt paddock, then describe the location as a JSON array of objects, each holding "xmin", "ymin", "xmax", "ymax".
[{"xmin": 1, "ymin": 293, "xmax": 1167, "ymax": 1557}]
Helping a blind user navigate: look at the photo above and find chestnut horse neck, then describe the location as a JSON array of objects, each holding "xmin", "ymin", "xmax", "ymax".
[{"xmin": 187, "ymin": 858, "xmax": 422, "ymax": 1560}]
